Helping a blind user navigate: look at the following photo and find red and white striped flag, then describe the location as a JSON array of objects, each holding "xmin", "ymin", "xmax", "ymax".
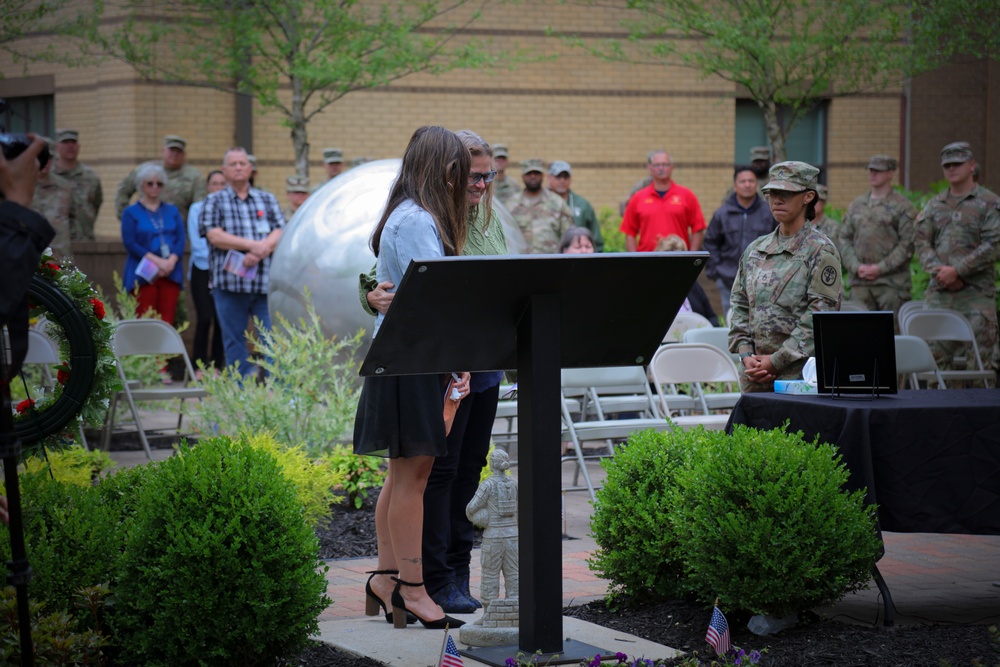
[
  {"xmin": 439, "ymin": 633, "xmax": 465, "ymax": 667},
  {"xmin": 705, "ymin": 605, "xmax": 731, "ymax": 656}
]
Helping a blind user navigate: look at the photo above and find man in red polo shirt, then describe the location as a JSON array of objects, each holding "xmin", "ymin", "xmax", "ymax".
[{"xmin": 621, "ymin": 150, "xmax": 706, "ymax": 251}]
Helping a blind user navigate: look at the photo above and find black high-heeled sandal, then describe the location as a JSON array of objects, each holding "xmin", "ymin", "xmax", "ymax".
[
  {"xmin": 365, "ymin": 569, "xmax": 416, "ymax": 624},
  {"xmin": 390, "ymin": 577, "xmax": 466, "ymax": 630}
]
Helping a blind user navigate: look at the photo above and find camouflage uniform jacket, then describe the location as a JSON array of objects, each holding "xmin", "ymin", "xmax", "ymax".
[
  {"xmin": 115, "ymin": 161, "xmax": 206, "ymax": 224},
  {"xmin": 506, "ymin": 188, "xmax": 574, "ymax": 254},
  {"xmin": 729, "ymin": 224, "xmax": 843, "ymax": 379},
  {"xmin": 812, "ymin": 215, "xmax": 839, "ymax": 243},
  {"xmin": 31, "ymin": 173, "xmax": 78, "ymax": 259},
  {"xmin": 51, "ymin": 161, "xmax": 102, "ymax": 240},
  {"xmin": 494, "ymin": 175, "xmax": 522, "ymax": 207},
  {"xmin": 915, "ymin": 185, "xmax": 1000, "ymax": 299},
  {"xmin": 839, "ymin": 190, "xmax": 917, "ymax": 291}
]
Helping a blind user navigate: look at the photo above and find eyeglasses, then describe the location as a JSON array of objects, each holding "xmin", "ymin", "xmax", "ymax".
[
  {"xmin": 144, "ymin": 181, "xmax": 165, "ymax": 187},
  {"xmin": 468, "ymin": 171, "xmax": 497, "ymax": 185},
  {"xmin": 650, "ymin": 163, "xmax": 672, "ymax": 170}
]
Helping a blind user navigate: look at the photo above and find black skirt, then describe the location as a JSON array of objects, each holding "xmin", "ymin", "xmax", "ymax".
[{"xmin": 353, "ymin": 373, "xmax": 449, "ymax": 458}]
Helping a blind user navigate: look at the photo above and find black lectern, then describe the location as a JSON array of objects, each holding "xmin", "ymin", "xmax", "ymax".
[{"xmin": 361, "ymin": 253, "xmax": 707, "ymax": 665}]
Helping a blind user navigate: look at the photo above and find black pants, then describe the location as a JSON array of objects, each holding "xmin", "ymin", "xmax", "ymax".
[
  {"xmin": 422, "ymin": 383, "xmax": 500, "ymax": 594},
  {"xmin": 190, "ymin": 267, "xmax": 225, "ymax": 369}
]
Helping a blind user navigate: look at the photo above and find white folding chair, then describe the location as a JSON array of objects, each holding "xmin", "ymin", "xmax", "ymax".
[
  {"xmin": 19, "ymin": 328, "xmax": 91, "ymax": 448},
  {"xmin": 894, "ymin": 335, "xmax": 945, "ymax": 390},
  {"xmin": 560, "ymin": 367, "xmax": 672, "ymax": 500},
  {"xmin": 101, "ymin": 319, "xmax": 208, "ymax": 459},
  {"xmin": 903, "ymin": 309, "xmax": 994, "ymax": 388},
  {"xmin": 897, "ymin": 300, "xmax": 926, "ymax": 332},
  {"xmin": 683, "ymin": 326, "xmax": 739, "ymax": 364},
  {"xmin": 662, "ymin": 311, "xmax": 712, "ymax": 343},
  {"xmin": 648, "ymin": 344, "xmax": 737, "ymax": 429}
]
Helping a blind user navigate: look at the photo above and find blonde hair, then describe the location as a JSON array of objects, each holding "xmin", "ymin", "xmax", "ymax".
[{"xmin": 654, "ymin": 234, "xmax": 688, "ymax": 252}]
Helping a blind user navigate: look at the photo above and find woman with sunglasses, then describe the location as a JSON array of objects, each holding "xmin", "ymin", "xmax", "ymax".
[
  {"xmin": 121, "ymin": 163, "xmax": 186, "ymax": 331},
  {"xmin": 729, "ymin": 161, "xmax": 843, "ymax": 392}
]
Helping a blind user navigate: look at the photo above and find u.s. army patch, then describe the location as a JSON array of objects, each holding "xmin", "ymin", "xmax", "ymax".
[{"xmin": 821, "ymin": 265, "xmax": 838, "ymax": 286}]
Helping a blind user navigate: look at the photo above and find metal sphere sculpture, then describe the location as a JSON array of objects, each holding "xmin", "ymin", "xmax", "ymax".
[{"xmin": 268, "ymin": 159, "xmax": 525, "ymax": 355}]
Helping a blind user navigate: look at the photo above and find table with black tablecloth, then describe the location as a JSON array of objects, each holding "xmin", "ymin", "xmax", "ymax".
[{"xmin": 727, "ymin": 389, "xmax": 1000, "ymax": 535}]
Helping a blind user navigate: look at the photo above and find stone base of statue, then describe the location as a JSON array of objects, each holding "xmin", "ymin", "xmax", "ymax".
[{"xmin": 460, "ymin": 597, "xmax": 519, "ymax": 647}]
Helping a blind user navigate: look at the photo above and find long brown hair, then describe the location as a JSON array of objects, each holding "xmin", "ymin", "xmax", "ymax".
[
  {"xmin": 372, "ymin": 126, "xmax": 471, "ymax": 257},
  {"xmin": 455, "ymin": 129, "xmax": 494, "ymax": 228}
]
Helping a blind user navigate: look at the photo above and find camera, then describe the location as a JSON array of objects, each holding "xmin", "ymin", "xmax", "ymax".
[{"xmin": 0, "ymin": 133, "xmax": 50, "ymax": 171}]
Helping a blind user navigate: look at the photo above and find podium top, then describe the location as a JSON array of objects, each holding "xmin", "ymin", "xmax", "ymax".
[{"xmin": 360, "ymin": 252, "xmax": 708, "ymax": 376}]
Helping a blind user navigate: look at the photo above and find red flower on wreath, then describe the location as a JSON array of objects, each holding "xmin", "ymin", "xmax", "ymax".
[
  {"xmin": 15, "ymin": 399, "xmax": 35, "ymax": 413},
  {"xmin": 90, "ymin": 298, "xmax": 106, "ymax": 319},
  {"xmin": 57, "ymin": 366, "xmax": 70, "ymax": 385},
  {"xmin": 46, "ymin": 262, "xmax": 60, "ymax": 272}
]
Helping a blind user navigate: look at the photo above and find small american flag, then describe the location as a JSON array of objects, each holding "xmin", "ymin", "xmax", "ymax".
[
  {"xmin": 440, "ymin": 634, "xmax": 465, "ymax": 667},
  {"xmin": 705, "ymin": 605, "xmax": 731, "ymax": 656}
]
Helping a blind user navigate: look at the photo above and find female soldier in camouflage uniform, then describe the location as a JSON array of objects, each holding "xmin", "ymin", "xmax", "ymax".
[{"xmin": 729, "ymin": 162, "xmax": 844, "ymax": 392}]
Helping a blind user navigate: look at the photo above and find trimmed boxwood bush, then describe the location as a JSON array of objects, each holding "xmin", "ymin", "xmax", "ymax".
[
  {"xmin": 589, "ymin": 428, "xmax": 704, "ymax": 606},
  {"xmin": 114, "ymin": 435, "xmax": 330, "ymax": 666},
  {"xmin": 589, "ymin": 426, "xmax": 881, "ymax": 617}
]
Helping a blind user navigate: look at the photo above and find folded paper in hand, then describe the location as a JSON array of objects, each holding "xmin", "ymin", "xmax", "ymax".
[{"xmin": 223, "ymin": 249, "xmax": 258, "ymax": 280}]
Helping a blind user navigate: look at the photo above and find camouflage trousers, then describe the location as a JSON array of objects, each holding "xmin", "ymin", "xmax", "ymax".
[
  {"xmin": 925, "ymin": 291, "xmax": 999, "ymax": 378},
  {"xmin": 850, "ymin": 284, "xmax": 910, "ymax": 333}
]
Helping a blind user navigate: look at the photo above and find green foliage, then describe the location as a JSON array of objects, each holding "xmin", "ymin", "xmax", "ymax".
[
  {"xmin": 192, "ymin": 302, "xmax": 364, "ymax": 456},
  {"xmin": 114, "ymin": 435, "xmax": 330, "ymax": 666},
  {"xmin": 17, "ymin": 445, "xmax": 116, "ymax": 487},
  {"xmin": 671, "ymin": 425, "xmax": 881, "ymax": 617},
  {"xmin": 322, "ymin": 445, "xmax": 386, "ymax": 510},
  {"xmin": 598, "ymin": 206, "xmax": 626, "ymax": 253},
  {"xmin": 240, "ymin": 432, "xmax": 345, "ymax": 525},
  {"xmin": 590, "ymin": 426, "xmax": 881, "ymax": 617},
  {"xmin": 589, "ymin": 429, "xmax": 703, "ymax": 606},
  {"xmin": 0, "ymin": 585, "xmax": 109, "ymax": 666}
]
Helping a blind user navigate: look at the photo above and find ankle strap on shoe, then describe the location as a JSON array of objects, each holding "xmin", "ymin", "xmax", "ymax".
[
  {"xmin": 366, "ymin": 569, "xmax": 399, "ymax": 575},
  {"xmin": 390, "ymin": 577, "xmax": 424, "ymax": 587}
]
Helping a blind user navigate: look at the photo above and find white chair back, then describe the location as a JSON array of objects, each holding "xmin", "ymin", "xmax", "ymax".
[
  {"xmin": 663, "ymin": 311, "xmax": 712, "ymax": 343},
  {"xmin": 682, "ymin": 326, "xmax": 737, "ymax": 362},
  {"xmin": 894, "ymin": 335, "xmax": 944, "ymax": 389}
]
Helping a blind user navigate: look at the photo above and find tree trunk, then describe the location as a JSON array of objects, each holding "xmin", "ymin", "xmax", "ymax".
[
  {"xmin": 762, "ymin": 101, "xmax": 787, "ymax": 163},
  {"xmin": 290, "ymin": 76, "xmax": 309, "ymax": 179}
]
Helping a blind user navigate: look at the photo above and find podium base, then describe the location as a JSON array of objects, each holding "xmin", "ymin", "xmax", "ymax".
[{"xmin": 461, "ymin": 638, "xmax": 616, "ymax": 666}]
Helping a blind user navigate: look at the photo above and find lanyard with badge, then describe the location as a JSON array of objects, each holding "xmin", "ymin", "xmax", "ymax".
[{"xmin": 147, "ymin": 205, "xmax": 171, "ymax": 258}]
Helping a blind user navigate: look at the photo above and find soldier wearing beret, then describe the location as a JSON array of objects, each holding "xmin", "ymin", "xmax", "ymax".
[
  {"xmin": 729, "ymin": 161, "xmax": 844, "ymax": 392},
  {"xmin": 31, "ymin": 137, "xmax": 78, "ymax": 259},
  {"xmin": 547, "ymin": 160, "xmax": 602, "ymax": 251},
  {"xmin": 283, "ymin": 175, "xmax": 310, "ymax": 220},
  {"xmin": 492, "ymin": 143, "xmax": 522, "ymax": 206},
  {"xmin": 506, "ymin": 158, "xmax": 574, "ymax": 254},
  {"xmin": 51, "ymin": 128, "xmax": 102, "ymax": 240},
  {"xmin": 914, "ymin": 142, "xmax": 1000, "ymax": 375},
  {"xmin": 838, "ymin": 155, "xmax": 918, "ymax": 330},
  {"xmin": 115, "ymin": 135, "xmax": 205, "ymax": 225}
]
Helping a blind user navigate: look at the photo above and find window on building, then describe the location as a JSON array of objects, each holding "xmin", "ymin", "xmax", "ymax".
[
  {"xmin": 735, "ymin": 99, "xmax": 828, "ymax": 180},
  {"xmin": 0, "ymin": 94, "xmax": 55, "ymax": 136}
]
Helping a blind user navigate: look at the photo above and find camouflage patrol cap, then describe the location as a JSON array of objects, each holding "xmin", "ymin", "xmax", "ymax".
[
  {"xmin": 761, "ymin": 161, "xmax": 820, "ymax": 193},
  {"xmin": 494, "ymin": 144, "xmax": 510, "ymax": 159},
  {"xmin": 940, "ymin": 141, "xmax": 973, "ymax": 165},
  {"xmin": 323, "ymin": 148, "xmax": 344, "ymax": 163},
  {"xmin": 867, "ymin": 155, "xmax": 897, "ymax": 171},
  {"xmin": 163, "ymin": 135, "xmax": 187, "ymax": 150},
  {"xmin": 549, "ymin": 160, "xmax": 572, "ymax": 176},
  {"xmin": 285, "ymin": 175, "xmax": 310, "ymax": 193},
  {"xmin": 521, "ymin": 158, "xmax": 545, "ymax": 174},
  {"xmin": 56, "ymin": 128, "xmax": 79, "ymax": 143},
  {"xmin": 750, "ymin": 146, "xmax": 771, "ymax": 162},
  {"xmin": 816, "ymin": 184, "xmax": 829, "ymax": 201},
  {"xmin": 247, "ymin": 154, "xmax": 257, "ymax": 170}
]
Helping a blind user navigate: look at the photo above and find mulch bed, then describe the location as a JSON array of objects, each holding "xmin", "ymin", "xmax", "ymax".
[{"xmin": 298, "ymin": 495, "xmax": 1000, "ymax": 667}]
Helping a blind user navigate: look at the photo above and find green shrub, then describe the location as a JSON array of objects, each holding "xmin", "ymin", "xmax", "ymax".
[
  {"xmin": 597, "ymin": 206, "xmax": 626, "ymax": 252},
  {"xmin": 18, "ymin": 445, "xmax": 116, "ymax": 487},
  {"xmin": 322, "ymin": 444, "xmax": 386, "ymax": 509},
  {"xmin": 114, "ymin": 435, "xmax": 330, "ymax": 666},
  {"xmin": 192, "ymin": 300, "xmax": 364, "ymax": 456},
  {"xmin": 0, "ymin": 585, "xmax": 110, "ymax": 666},
  {"xmin": 589, "ymin": 428, "xmax": 703, "ymax": 606},
  {"xmin": 671, "ymin": 425, "xmax": 881, "ymax": 617}
]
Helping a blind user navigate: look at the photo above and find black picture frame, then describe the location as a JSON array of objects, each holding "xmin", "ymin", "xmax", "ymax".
[{"xmin": 813, "ymin": 310, "xmax": 897, "ymax": 396}]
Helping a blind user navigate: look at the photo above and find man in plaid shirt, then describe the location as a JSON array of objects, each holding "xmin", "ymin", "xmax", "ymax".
[{"xmin": 199, "ymin": 147, "xmax": 285, "ymax": 378}]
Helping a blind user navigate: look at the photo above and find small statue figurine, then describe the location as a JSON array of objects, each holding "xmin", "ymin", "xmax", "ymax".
[{"xmin": 466, "ymin": 449, "xmax": 518, "ymax": 609}]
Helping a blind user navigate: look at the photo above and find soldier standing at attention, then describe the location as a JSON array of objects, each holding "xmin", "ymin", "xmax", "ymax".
[
  {"xmin": 31, "ymin": 138, "xmax": 78, "ymax": 259},
  {"xmin": 283, "ymin": 175, "xmax": 310, "ymax": 220},
  {"xmin": 914, "ymin": 141, "xmax": 1000, "ymax": 374},
  {"xmin": 506, "ymin": 158, "xmax": 574, "ymax": 254},
  {"xmin": 547, "ymin": 160, "xmax": 602, "ymax": 251},
  {"xmin": 115, "ymin": 135, "xmax": 205, "ymax": 225},
  {"xmin": 51, "ymin": 129, "xmax": 102, "ymax": 240},
  {"xmin": 729, "ymin": 161, "xmax": 843, "ymax": 393},
  {"xmin": 838, "ymin": 155, "xmax": 917, "ymax": 328},
  {"xmin": 621, "ymin": 150, "xmax": 706, "ymax": 251},
  {"xmin": 492, "ymin": 143, "xmax": 522, "ymax": 206}
]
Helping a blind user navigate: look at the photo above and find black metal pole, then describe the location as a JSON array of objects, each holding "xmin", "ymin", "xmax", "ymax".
[{"xmin": 1, "ymin": 360, "xmax": 34, "ymax": 666}]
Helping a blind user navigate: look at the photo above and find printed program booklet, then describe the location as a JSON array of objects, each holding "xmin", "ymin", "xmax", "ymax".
[
  {"xmin": 223, "ymin": 249, "xmax": 259, "ymax": 280},
  {"xmin": 134, "ymin": 256, "xmax": 160, "ymax": 283}
]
